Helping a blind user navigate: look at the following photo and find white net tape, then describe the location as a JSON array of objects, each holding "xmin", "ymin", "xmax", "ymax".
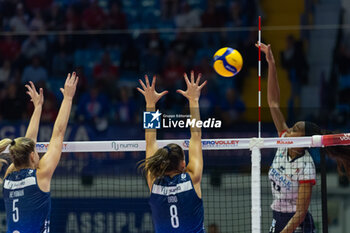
[{"xmin": 5, "ymin": 133, "xmax": 346, "ymax": 153}]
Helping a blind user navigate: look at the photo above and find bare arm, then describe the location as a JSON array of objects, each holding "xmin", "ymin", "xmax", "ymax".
[
  {"xmin": 177, "ymin": 72, "xmax": 207, "ymax": 198},
  {"xmin": 37, "ymin": 72, "xmax": 78, "ymax": 189},
  {"xmin": 24, "ymin": 81, "xmax": 44, "ymax": 143},
  {"xmin": 281, "ymin": 183, "xmax": 312, "ymax": 233},
  {"xmin": 258, "ymin": 43, "xmax": 288, "ymax": 135},
  {"xmin": 137, "ymin": 75, "xmax": 168, "ymax": 190},
  {"xmin": 5, "ymin": 82, "xmax": 44, "ymax": 177}
]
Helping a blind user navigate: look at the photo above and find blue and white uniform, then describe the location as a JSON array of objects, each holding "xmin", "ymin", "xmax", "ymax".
[
  {"xmin": 268, "ymin": 132, "xmax": 316, "ymax": 233},
  {"xmin": 3, "ymin": 169, "xmax": 51, "ymax": 233},
  {"xmin": 149, "ymin": 173, "xmax": 205, "ymax": 233}
]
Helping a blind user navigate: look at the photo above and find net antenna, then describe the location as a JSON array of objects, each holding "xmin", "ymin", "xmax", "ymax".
[{"xmin": 252, "ymin": 15, "xmax": 262, "ymax": 233}]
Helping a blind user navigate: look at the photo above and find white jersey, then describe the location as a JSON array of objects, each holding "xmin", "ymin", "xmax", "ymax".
[{"xmin": 269, "ymin": 132, "xmax": 316, "ymax": 213}]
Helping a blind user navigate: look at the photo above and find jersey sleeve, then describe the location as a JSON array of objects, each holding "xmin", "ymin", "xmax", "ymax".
[
  {"xmin": 279, "ymin": 130, "xmax": 287, "ymax": 137},
  {"xmin": 297, "ymin": 160, "xmax": 316, "ymax": 185}
]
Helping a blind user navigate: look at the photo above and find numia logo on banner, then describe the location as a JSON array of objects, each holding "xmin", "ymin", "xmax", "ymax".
[{"xmin": 143, "ymin": 110, "xmax": 162, "ymax": 129}]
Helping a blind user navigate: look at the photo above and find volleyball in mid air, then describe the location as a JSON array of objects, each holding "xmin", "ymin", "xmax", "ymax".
[{"xmin": 213, "ymin": 47, "xmax": 243, "ymax": 77}]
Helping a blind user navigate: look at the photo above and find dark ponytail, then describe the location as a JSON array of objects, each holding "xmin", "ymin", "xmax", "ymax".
[
  {"xmin": 139, "ymin": 143, "xmax": 185, "ymax": 179},
  {"xmin": 305, "ymin": 121, "xmax": 350, "ymax": 177}
]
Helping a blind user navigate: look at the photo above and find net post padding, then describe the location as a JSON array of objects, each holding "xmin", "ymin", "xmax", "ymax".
[{"xmin": 250, "ymin": 138, "xmax": 263, "ymax": 233}]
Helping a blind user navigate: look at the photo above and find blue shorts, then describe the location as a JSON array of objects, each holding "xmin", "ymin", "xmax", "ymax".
[{"xmin": 269, "ymin": 211, "xmax": 315, "ymax": 233}]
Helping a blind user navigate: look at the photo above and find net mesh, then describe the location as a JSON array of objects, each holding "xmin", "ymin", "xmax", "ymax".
[{"xmin": 0, "ymin": 146, "xmax": 325, "ymax": 233}]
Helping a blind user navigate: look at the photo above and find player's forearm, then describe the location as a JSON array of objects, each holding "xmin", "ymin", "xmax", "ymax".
[
  {"xmin": 281, "ymin": 211, "xmax": 307, "ymax": 233},
  {"xmin": 51, "ymin": 98, "xmax": 72, "ymax": 139},
  {"xmin": 189, "ymin": 100, "xmax": 201, "ymax": 138},
  {"xmin": 145, "ymin": 105, "xmax": 157, "ymax": 145},
  {"xmin": 267, "ymin": 60, "xmax": 281, "ymax": 107},
  {"xmin": 25, "ymin": 106, "xmax": 42, "ymax": 142}
]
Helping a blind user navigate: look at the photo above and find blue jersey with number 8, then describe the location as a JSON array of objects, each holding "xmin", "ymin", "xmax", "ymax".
[
  {"xmin": 3, "ymin": 169, "xmax": 51, "ymax": 233},
  {"xmin": 149, "ymin": 173, "xmax": 205, "ymax": 233}
]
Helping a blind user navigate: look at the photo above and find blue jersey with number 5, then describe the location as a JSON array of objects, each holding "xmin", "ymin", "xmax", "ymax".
[
  {"xmin": 149, "ymin": 173, "xmax": 205, "ymax": 233},
  {"xmin": 3, "ymin": 169, "xmax": 51, "ymax": 233}
]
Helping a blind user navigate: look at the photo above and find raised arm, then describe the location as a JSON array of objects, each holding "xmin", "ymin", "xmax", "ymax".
[
  {"xmin": 5, "ymin": 82, "xmax": 44, "ymax": 177},
  {"xmin": 137, "ymin": 75, "xmax": 168, "ymax": 189},
  {"xmin": 177, "ymin": 72, "xmax": 207, "ymax": 197},
  {"xmin": 281, "ymin": 183, "xmax": 312, "ymax": 233},
  {"xmin": 258, "ymin": 43, "xmax": 288, "ymax": 135},
  {"xmin": 37, "ymin": 72, "xmax": 78, "ymax": 191},
  {"xmin": 24, "ymin": 81, "xmax": 44, "ymax": 143}
]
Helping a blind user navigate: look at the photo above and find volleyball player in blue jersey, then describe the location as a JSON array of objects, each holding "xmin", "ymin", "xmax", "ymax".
[
  {"xmin": 1, "ymin": 72, "xmax": 78, "ymax": 233},
  {"xmin": 137, "ymin": 72, "xmax": 207, "ymax": 233}
]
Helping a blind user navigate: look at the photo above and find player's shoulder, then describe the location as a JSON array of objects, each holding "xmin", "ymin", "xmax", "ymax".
[{"xmin": 301, "ymin": 150, "xmax": 315, "ymax": 163}]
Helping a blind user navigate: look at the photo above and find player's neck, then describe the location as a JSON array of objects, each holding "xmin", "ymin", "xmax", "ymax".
[
  {"xmin": 14, "ymin": 164, "xmax": 35, "ymax": 171},
  {"xmin": 165, "ymin": 171, "xmax": 182, "ymax": 178}
]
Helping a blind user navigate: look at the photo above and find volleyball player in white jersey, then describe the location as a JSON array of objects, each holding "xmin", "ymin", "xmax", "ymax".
[{"xmin": 259, "ymin": 42, "xmax": 316, "ymax": 233}]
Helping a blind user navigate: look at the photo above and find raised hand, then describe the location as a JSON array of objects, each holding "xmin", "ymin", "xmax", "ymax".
[
  {"xmin": 177, "ymin": 71, "xmax": 207, "ymax": 102},
  {"xmin": 60, "ymin": 72, "xmax": 79, "ymax": 100},
  {"xmin": 137, "ymin": 75, "xmax": 168, "ymax": 107},
  {"xmin": 25, "ymin": 81, "xmax": 44, "ymax": 108},
  {"xmin": 256, "ymin": 42, "xmax": 275, "ymax": 63}
]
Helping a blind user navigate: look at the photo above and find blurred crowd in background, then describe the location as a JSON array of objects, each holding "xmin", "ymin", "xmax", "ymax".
[{"xmin": 0, "ymin": 0, "xmax": 347, "ymax": 131}]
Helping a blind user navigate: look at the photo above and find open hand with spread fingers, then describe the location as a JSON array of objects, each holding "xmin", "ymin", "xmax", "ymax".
[
  {"xmin": 137, "ymin": 75, "xmax": 168, "ymax": 108},
  {"xmin": 25, "ymin": 81, "xmax": 44, "ymax": 108},
  {"xmin": 177, "ymin": 71, "xmax": 207, "ymax": 102}
]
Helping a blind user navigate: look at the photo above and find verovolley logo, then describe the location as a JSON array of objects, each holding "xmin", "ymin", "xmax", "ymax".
[
  {"xmin": 183, "ymin": 139, "xmax": 239, "ymax": 148},
  {"xmin": 143, "ymin": 110, "xmax": 222, "ymax": 129}
]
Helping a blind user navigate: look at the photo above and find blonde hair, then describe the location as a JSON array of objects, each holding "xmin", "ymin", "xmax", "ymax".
[
  {"xmin": 0, "ymin": 138, "xmax": 14, "ymax": 183},
  {"xmin": 9, "ymin": 137, "xmax": 35, "ymax": 168}
]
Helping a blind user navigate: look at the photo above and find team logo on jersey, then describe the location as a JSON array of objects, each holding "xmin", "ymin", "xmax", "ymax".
[
  {"xmin": 143, "ymin": 110, "xmax": 162, "ymax": 129},
  {"xmin": 181, "ymin": 174, "xmax": 186, "ymax": 180}
]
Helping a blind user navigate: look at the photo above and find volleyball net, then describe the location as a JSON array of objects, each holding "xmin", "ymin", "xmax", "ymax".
[{"xmin": 1, "ymin": 133, "xmax": 349, "ymax": 232}]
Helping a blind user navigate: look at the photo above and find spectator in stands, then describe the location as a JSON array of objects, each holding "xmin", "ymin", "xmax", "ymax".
[
  {"xmin": 161, "ymin": 0, "xmax": 179, "ymax": 20},
  {"xmin": 0, "ymin": 83, "xmax": 26, "ymax": 120},
  {"xmin": 220, "ymin": 88, "xmax": 246, "ymax": 125},
  {"xmin": 29, "ymin": 9, "xmax": 46, "ymax": 31},
  {"xmin": 223, "ymin": 1, "xmax": 248, "ymax": 45},
  {"xmin": 280, "ymin": 35, "xmax": 309, "ymax": 108},
  {"xmin": 141, "ymin": 32, "xmax": 164, "ymax": 74},
  {"xmin": 175, "ymin": 2, "xmax": 201, "ymax": 28},
  {"xmin": 0, "ymin": 35, "xmax": 21, "ymax": 62},
  {"xmin": 52, "ymin": 49, "xmax": 72, "ymax": 78},
  {"xmin": 21, "ymin": 32, "xmax": 47, "ymax": 60},
  {"xmin": 0, "ymin": 60, "xmax": 12, "ymax": 88},
  {"xmin": 108, "ymin": 2, "xmax": 127, "ymax": 30},
  {"xmin": 45, "ymin": 3, "xmax": 64, "ymax": 31},
  {"xmin": 41, "ymin": 97, "xmax": 58, "ymax": 122},
  {"xmin": 77, "ymin": 85, "xmax": 110, "ymax": 124},
  {"xmin": 82, "ymin": 0, "xmax": 106, "ymax": 30},
  {"xmin": 65, "ymin": 6, "xmax": 81, "ymax": 31},
  {"xmin": 9, "ymin": 3, "xmax": 29, "ymax": 32},
  {"xmin": 337, "ymin": 32, "xmax": 350, "ymax": 75},
  {"xmin": 114, "ymin": 87, "xmax": 136, "ymax": 123},
  {"xmin": 93, "ymin": 51, "xmax": 118, "ymax": 86},
  {"xmin": 22, "ymin": 56, "xmax": 48, "ymax": 84},
  {"xmin": 162, "ymin": 51, "xmax": 185, "ymax": 88},
  {"xmin": 201, "ymin": 0, "xmax": 226, "ymax": 28},
  {"xmin": 75, "ymin": 66, "xmax": 89, "ymax": 99},
  {"xmin": 208, "ymin": 223, "xmax": 220, "ymax": 233},
  {"xmin": 121, "ymin": 42, "xmax": 140, "ymax": 73},
  {"xmin": 25, "ymin": 0, "xmax": 52, "ymax": 12}
]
